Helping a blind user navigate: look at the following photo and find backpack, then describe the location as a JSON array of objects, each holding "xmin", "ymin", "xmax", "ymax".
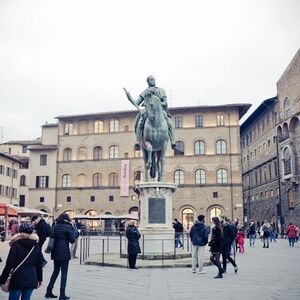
[{"xmin": 45, "ymin": 223, "xmax": 52, "ymax": 237}]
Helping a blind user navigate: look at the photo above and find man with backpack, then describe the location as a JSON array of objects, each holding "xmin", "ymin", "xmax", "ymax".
[
  {"xmin": 32, "ymin": 215, "xmax": 50, "ymax": 267},
  {"xmin": 189, "ymin": 215, "xmax": 209, "ymax": 274},
  {"xmin": 173, "ymin": 218, "xmax": 184, "ymax": 248}
]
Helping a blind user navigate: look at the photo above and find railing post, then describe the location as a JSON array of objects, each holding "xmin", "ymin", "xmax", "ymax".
[
  {"xmin": 79, "ymin": 238, "xmax": 82, "ymax": 265},
  {"xmin": 119, "ymin": 233, "xmax": 122, "ymax": 259},
  {"xmin": 142, "ymin": 234, "xmax": 145, "ymax": 259},
  {"xmin": 173, "ymin": 234, "xmax": 176, "ymax": 259},
  {"xmin": 107, "ymin": 235, "xmax": 109, "ymax": 253},
  {"xmin": 82, "ymin": 237, "xmax": 85, "ymax": 262},
  {"xmin": 102, "ymin": 239, "xmax": 105, "ymax": 266},
  {"xmin": 85, "ymin": 236, "xmax": 88, "ymax": 260},
  {"xmin": 161, "ymin": 239, "xmax": 164, "ymax": 268}
]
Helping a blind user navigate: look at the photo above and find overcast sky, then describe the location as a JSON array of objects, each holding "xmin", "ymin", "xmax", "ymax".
[{"xmin": 1, "ymin": 0, "xmax": 300, "ymax": 142}]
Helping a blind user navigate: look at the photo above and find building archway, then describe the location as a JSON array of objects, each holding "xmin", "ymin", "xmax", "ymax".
[
  {"xmin": 63, "ymin": 210, "xmax": 77, "ymax": 218},
  {"xmin": 207, "ymin": 205, "xmax": 224, "ymax": 223},
  {"xmin": 181, "ymin": 208, "xmax": 194, "ymax": 230}
]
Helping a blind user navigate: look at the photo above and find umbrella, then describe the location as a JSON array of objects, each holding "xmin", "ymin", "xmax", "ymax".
[{"xmin": 0, "ymin": 203, "xmax": 18, "ymax": 216}]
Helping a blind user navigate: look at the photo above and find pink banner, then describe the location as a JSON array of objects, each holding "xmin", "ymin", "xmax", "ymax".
[{"xmin": 120, "ymin": 160, "xmax": 130, "ymax": 196}]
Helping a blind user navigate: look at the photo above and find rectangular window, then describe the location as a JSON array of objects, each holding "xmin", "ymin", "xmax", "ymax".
[
  {"xmin": 6, "ymin": 167, "xmax": 11, "ymax": 177},
  {"xmin": 109, "ymin": 195, "xmax": 114, "ymax": 202},
  {"xmin": 19, "ymin": 195, "xmax": 25, "ymax": 207},
  {"xmin": 35, "ymin": 176, "xmax": 49, "ymax": 188},
  {"xmin": 64, "ymin": 123, "xmax": 73, "ymax": 135},
  {"xmin": 40, "ymin": 197, "xmax": 45, "ymax": 203},
  {"xmin": 195, "ymin": 115, "xmax": 203, "ymax": 127},
  {"xmin": 175, "ymin": 117, "xmax": 182, "ymax": 128},
  {"xmin": 22, "ymin": 145, "xmax": 27, "ymax": 153},
  {"xmin": 67, "ymin": 196, "xmax": 71, "ymax": 202},
  {"xmin": 213, "ymin": 192, "xmax": 218, "ymax": 198},
  {"xmin": 216, "ymin": 114, "xmax": 224, "ymax": 126},
  {"xmin": 0, "ymin": 165, "xmax": 4, "ymax": 175},
  {"xmin": 90, "ymin": 196, "xmax": 95, "ymax": 202},
  {"xmin": 40, "ymin": 155, "xmax": 47, "ymax": 166}
]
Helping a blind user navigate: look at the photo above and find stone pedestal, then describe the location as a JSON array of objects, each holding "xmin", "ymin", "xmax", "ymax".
[{"xmin": 134, "ymin": 182, "xmax": 177, "ymax": 255}]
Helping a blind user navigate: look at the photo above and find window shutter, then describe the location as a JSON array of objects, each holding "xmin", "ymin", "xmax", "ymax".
[
  {"xmin": 46, "ymin": 176, "xmax": 49, "ymax": 188},
  {"xmin": 36, "ymin": 176, "xmax": 39, "ymax": 188}
]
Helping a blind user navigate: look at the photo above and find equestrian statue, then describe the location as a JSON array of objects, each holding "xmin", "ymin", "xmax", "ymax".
[{"xmin": 124, "ymin": 75, "xmax": 176, "ymax": 182}]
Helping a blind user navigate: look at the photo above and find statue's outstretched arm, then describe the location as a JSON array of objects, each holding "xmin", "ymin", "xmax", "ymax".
[{"xmin": 123, "ymin": 88, "xmax": 140, "ymax": 111}]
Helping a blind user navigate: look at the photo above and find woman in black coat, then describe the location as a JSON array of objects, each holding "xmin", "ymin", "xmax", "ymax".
[
  {"xmin": 45, "ymin": 213, "xmax": 76, "ymax": 300},
  {"xmin": 0, "ymin": 223, "xmax": 43, "ymax": 300},
  {"xmin": 126, "ymin": 220, "xmax": 141, "ymax": 270},
  {"xmin": 209, "ymin": 216, "xmax": 224, "ymax": 278}
]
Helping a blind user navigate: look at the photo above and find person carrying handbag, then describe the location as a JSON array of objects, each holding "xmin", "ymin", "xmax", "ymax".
[{"xmin": 0, "ymin": 223, "xmax": 43, "ymax": 300}]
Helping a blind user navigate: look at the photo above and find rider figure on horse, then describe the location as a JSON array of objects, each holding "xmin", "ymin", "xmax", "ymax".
[{"xmin": 124, "ymin": 75, "xmax": 176, "ymax": 150}]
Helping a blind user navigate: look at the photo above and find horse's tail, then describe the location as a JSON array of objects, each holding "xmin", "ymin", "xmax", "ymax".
[{"xmin": 150, "ymin": 153, "xmax": 156, "ymax": 178}]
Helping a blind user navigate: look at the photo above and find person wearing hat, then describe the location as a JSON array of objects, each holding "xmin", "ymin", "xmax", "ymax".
[{"xmin": 0, "ymin": 223, "xmax": 43, "ymax": 300}]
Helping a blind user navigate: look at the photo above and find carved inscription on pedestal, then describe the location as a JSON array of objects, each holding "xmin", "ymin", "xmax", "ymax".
[{"xmin": 148, "ymin": 197, "xmax": 166, "ymax": 224}]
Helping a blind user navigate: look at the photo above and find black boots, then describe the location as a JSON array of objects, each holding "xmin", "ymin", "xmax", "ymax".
[
  {"xmin": 59, "ymin": 296, "xmax": 70, "ymax": 300},
  {"xmin": 45, "ymin": 291, "xmax": 58, "ymax": 298}
]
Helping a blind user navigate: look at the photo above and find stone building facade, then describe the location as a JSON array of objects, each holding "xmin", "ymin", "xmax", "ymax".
[
  {"xmin": 53, "ymin": 104, "xmax": 250, "ymax": 229},
  {"xmin": 241, "ymin": 49, "xmax": 300, "ymax": 229}
]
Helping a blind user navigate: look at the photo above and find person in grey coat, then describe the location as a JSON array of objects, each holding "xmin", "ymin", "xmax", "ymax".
[
  {"xmin": 126, "ymin": 220, "xmax": 141, "ymax": 270},
  {"xmin": 45, "ymin": 213, "xmax": 76, "ymax": 300},
  {"xmin": 189, "ymin": 215, "xmax": 209, "ymax": 274}
]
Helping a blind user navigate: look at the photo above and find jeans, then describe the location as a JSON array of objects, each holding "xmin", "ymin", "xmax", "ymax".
[
  {"xmin": 47, "ymin": 260, "xmax": 69, "ymax": 296},
  {"xmin": 175, "ymin": 234, "xmax": 183, "ymax": 248},
  {"xmin": 288, "ymin": 238, "xmax": 295, "ymax": 247},
  {"xmin": 249, "ymin": 234, "xmax": 256, "ymax": 246},
  {"xmin": 9, "ymin": 289, "xmax": 33, "ymax": 300},
  {"xmin": 191, "ymin": 245, "xmax": 205, "ymax": 271},
  {"xmin": 222, "ymin": 243, "xmax": 237, "ymax": 271}
]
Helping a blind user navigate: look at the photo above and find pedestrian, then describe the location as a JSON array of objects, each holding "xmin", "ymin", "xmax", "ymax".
[
  {"xmin": 286, "ymin": 223, "xmax": 297, "ymax": 247},
  {"xmin": 70, "ymin": 220, "xmax": 79, "ymax": 259},
  {"xmin": 209, "ymin": 216, "xmax": 224, "ymax": 278},
  {"xmin": 248, "ymin": 221, "xmax": 256, "ymax": 247},
  {"xmin": 45, "ymin": 213, "xmax": 76, "ymax": 299},
  {"xmin": 220, "ymin": 215, "xmax": 238, "ymax": 274},
  {"xmin": 262, "ymin": 221, "xmax": 271, "ymax": 248},
  {"xmin": 172, "ymin": 218, "xmax": 184, "ymax": 248},
  {"xmin": 31, "ymin": 215, "xmax": 49, "ymax": 267},
  {"xmin": 237, "ymin": 228, "xmax": 245, "ymax": 254},
  {"xmin": 125, "ymin": 220, "xmax": 141, "ymax": 270},
  {"xmin": 0, "ymin": 223, "xmax": 43, "ymax": 300},
  {"xmin": 189, "ymin": 215, "xmax": 209, "ymax": 274}
]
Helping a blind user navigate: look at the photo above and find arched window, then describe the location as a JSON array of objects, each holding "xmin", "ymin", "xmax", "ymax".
[
  {"xmin": 109, "ymin": 145, "xmax": 119, "ymax": 159},
  {"xmin": 284, "ymin": 98, "xmax": 292, "ymax": 119},
  {"xmin": 195, "ymin": 169, "xmax": 206, "ymax": 184},
  {"xmin": 110, "ymin": 119, "xmax": 119, "ymax": 132},
  {"xmin": 209, "ymin": 207, "xmax": 222, "ymax": 221},
  {"xmin": 77, "ymin": 174, "xmax": 87, "ymax": 187},
  {"xmin": 78, "ymin": 147, "xmax": 87, "ymax": 160},
  {"xmin": 109, "ymin": 173, "xmax": 118, "ymax": 186},
  {"xmin": 217, "ymin": 168, "xmax": 228, "ymax": 184},
  {"xmin": 283, "ymin": 147, "xmax": 292, "ymax": 175},
  {"xmin": 174, "ymin": 169, "xmax": 184, "ymax": 185},
  {"xmin": 94, "ymin": 121, "xmax": 104, "ymax": 133},
  {"xmin": 287, "ymin": 189, "xmax": 294, "ymax": 209},
  {"xmin": 20, "ymin": 175, "xmax": 26, "ymax": 186},
  {"xmin": 174, "ymin": 141, "xmax": 184, "ymax": 156},
  {"xmin": 63, "ymin": 148, "xmax": 72, "ymax": 161},
  {"xmin": 93, "ymin": 146, "xmax": 102, "ymax": 160},
  {"xmin": 93, "ymin": 173, "xmax": 102, "ymax": 187},
  {"xmin": 194, "ymin": 140, "xmax": 205, "ymax": 155},
  {"xmin": 216, "ymin": 140, "xmax": 227, "ymax": 154},
  {"xmin": 64, "ymin": 210, "xmax": 76, "ymax": 218},
  {"xmin": 182, "ymin": 208, "xmax": 194, "ymax": 230},
  {"xmin": 62, "ymin": 174, "xmax": 71, "ymax": 187},
  {"xmin": 134, "ymin": 171, "xmax": 143, "ymax": 184}
]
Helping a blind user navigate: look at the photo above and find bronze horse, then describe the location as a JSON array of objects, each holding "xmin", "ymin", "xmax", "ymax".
[{"xmin": 141, "ymin": 95, "xmax": 169, "ymax": 181}]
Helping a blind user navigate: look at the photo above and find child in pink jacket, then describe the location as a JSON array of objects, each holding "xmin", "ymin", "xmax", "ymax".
[{"xmin": 237, "ymin": 229, "xmax": 246, "ymax": 254}]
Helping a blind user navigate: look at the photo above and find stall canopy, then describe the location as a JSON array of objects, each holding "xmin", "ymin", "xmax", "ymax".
[
  {"xmin": 73, "ymin": 214, "xmax": 138, "ymax": 220},
  {"xmin": 0, "ymin": 203, "xmax": 18, "ymax": 216}
]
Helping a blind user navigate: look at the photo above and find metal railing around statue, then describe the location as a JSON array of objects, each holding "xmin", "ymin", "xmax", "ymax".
[{"xmin": 78, "ymin": 232, "xmax": 192, "ymax": 267}]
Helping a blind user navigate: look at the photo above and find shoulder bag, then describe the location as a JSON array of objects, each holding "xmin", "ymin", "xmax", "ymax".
[
  {"xmin": 1, "ymin": 245, "xmax": 36, "ymax": 293},
  {"xmin": 45, "ymin": 237, "xmax": 55, "ymax": 254}
]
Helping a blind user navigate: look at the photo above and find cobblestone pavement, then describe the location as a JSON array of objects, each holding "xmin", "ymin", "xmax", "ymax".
[{"xmin": 0, "ymin": 238, "xmax": 299, "ymax": 300}]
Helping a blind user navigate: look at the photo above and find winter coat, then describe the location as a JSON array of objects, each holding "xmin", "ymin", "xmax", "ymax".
[
  {"xmin": 126, "ymin": 226, "xmax": 141, "ymax": 254},
  {"xmin": 223, "ymin": 223, "xmax": 237, "ymax": 245},
  {"xmin": 34, "ymin": 218, "xmax": 48, "ymax": 243},
  {"xmin": 237, "ymin": 232, "xmax": 245, "ymax": 244},
  {"xmin": 262, "ymin": 223, "xmax": 271, "ymax": 238},
  {"xmin": 287, "ymin": 225, "xmax": 297, "ymax": 238},
  {"xmin": 249, "ymin": 224, "xmax": 256, "ymax": 235},
  {"xmin": 0, "ymin": 233, "xmax": 43, "ymax": 290},
  {"xmin": 209, "ymin": 226, "xmax": 224, "ymax": 253},
  {"xmin": 50, "ymin": 222, "xmax": 76, "ymax": 261},
  {"xmin": 189, "ymin": 222, "xmax": 209, "ymax": 246}
]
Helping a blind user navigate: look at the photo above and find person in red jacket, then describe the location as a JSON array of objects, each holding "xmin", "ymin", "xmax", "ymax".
[
  {"xmin": 237, "ymin": 228, "xmax": 246, "ymax": 254},
  {"xmin": 286, "ymin": 223, "xmax": 297, "ymax": 247}
]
